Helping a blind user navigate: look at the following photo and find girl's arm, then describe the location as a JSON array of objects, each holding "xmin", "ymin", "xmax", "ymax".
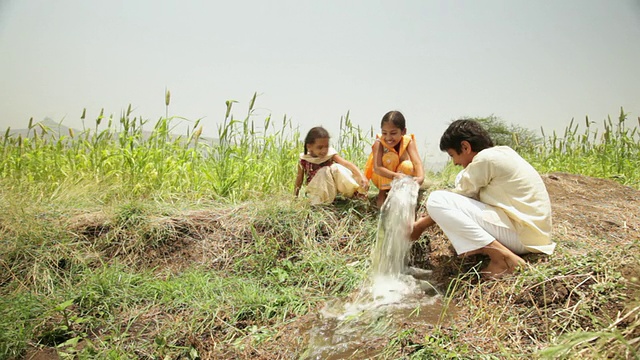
[
  {"xmin": 372, "ymin": 141, "xmax": 400, "ymax": 180},
  {"xmin": 406, "ymin": 140, "xmax": 425, "ymax": 185},
  {"xmin": 332, "ymin": 154, "xmax": 369, "ymax": 190},
  {"xmin": 294, "ymin": 163, "xmax": 305, "ymax": 196}
]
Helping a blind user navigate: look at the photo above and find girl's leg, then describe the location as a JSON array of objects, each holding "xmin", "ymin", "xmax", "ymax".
[
  {"xmin": 330, "ymin": 163, "xmax": 360, "ymax": 197},
  {"xmin": 371, "ymin": 153, "xmax": 399, "ymax": 208},
  {"xmin": 371, "ymin": 153, "xmax": 399, "ymax": 190},
  {"xmin": 305, "ymin": 167, "xmax": 337, "ymax": 204},
  {"xmin": 376, "ymin": 190, "xmax": 387, "ymax": 208}
]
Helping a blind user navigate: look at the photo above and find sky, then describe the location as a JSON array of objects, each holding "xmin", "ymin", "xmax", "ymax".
[{"xmin": 1, "ymin": 0, "xmax": 639, "ymax": 167}]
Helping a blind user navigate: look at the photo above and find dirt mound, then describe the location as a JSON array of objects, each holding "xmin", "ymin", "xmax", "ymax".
[
  {"xmin": 544, "ymin": 172, "xmax": 640, "ymax": 248},
  {"xmin": 59, "ymin": 172, "xmax": 640, "ymax": 359},
  {"xmin": 66, "ymin": 172, "xmax": 640, "ymax": 300},
  {"xmin": 68, "ymin": 172, "xmax": 640, "ymax": 280}
]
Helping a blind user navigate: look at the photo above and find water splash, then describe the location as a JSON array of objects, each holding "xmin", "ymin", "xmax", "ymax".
[
  {"xmin": 370, "ymin": 177, "xmax": 417, "ymax": 275},
  {"xmin": 304, "ymin": 177, "xmax": 442, "ymax": 359}
]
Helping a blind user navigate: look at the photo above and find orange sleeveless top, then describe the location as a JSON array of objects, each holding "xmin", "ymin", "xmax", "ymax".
[{"xmin": 364, "ymin": 134, "xmax": 414, "ymax": 179}]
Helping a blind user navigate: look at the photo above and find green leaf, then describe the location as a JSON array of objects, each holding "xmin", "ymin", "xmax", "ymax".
[{"xmin": 54, "ymin": 299, "xmax": 74, "ymax": 312}]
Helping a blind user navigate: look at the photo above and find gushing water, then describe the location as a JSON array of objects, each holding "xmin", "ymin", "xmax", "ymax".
[
  {"xmin": 304, "ymin": 177, "xmax": 442, "ymax": 360},
  {"xmin": 371, "ymin": 176, "xmax": 417, "ymax": 276}
]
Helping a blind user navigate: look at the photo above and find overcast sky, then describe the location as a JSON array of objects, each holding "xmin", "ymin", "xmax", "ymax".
[{"xmin": 1, "ymin": 0, "xmax": 639, "ymax": 166}]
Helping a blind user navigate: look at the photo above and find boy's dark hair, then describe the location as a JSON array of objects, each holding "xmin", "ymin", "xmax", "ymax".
[
  {"xmin": 381, "ymin": 111, "xmax": 406, "ymax": 130},
  {"xmin": 303, "ymin": 126, "xmax": 330, "ymax": 154},
  {"xmin": 439, "ymin": 119, "xmax": 494, "ymax": 153}
]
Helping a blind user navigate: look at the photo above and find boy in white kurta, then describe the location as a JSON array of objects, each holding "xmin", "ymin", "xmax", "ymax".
[{"xmin": 411, "ymin": 119, "xmax": 555, "ymax": 279}]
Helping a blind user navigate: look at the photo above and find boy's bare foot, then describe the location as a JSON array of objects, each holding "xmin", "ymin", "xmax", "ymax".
[
  {"xmin": 463, "ymin": 240, "xmax": 527, "ymax": 280},
  {"xmin": 480, "ymin": 253, "xmax": 526, "ymax": 280},
  {"xmin": 480, "ymin": 261, "xmax": 505, "ymax": 280}
]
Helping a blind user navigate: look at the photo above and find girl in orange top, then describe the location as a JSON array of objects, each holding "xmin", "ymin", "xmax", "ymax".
[{"xmin": 365, "ymin": 111, "xmax": 425, "ymax": 207}]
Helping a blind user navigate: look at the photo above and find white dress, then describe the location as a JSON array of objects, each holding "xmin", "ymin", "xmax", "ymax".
[{"xmin": 301, "ymin": 148, "xmax": 362, "ymax": 205}]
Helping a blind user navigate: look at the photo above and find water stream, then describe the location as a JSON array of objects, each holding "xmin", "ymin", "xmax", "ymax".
[{"xmin": 303, "ymin": 177, "xmax": 444, "ymax": 359}]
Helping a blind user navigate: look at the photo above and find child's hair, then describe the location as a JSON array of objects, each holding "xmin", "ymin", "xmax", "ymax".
[
  {"xmin": 303, "ymin": 126, "xmax": 330, "ymax": 154},
  {"xmin": 381, "ymin": 111, "xmax": 406, "ymax": 130},
  {"xmin": 439, "ymin": 119, "xmax": 494, "ymax": 154}
]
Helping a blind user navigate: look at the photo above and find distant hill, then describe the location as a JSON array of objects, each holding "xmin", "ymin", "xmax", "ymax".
[
  {"xmin": 3, "ymin": 118, "xmax": 72, "ymax": 138},
  {"xmin": 3, "ymin": 117, "xmax": 218, "ymax": 145}
]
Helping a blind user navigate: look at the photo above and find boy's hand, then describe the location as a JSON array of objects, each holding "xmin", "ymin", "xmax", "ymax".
[{"xmin": 411, "ymin": 214, "xmax": 435, "ymax": 241}]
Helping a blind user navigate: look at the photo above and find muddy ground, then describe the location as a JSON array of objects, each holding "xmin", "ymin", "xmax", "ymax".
[{"xmin": 24, "ymin": 172, "xmax": 640, "ymax": 359}]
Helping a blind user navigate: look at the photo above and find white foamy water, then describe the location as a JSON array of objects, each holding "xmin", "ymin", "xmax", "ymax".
[
  {"xmin": 304, "ymin": 177, "xmax": 442, "ymax": 359},
  {"xmin": 325, "ymin": 177, "xmax": 432, "ymax": 317}
]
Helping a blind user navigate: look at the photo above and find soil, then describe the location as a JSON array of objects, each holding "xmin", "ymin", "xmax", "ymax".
[{"xmin": 27, "ymin": 172, "xmax": 640, "ymax": 359}]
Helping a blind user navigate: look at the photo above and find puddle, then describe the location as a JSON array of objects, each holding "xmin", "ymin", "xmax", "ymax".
[{"xmin": 303, "ymin": 271, "xmax": 445, "ymax": 359}]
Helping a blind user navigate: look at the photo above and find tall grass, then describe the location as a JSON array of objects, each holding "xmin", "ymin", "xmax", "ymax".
[
  {"xmin": 524, "ymin": 108, "xmax": 640, "ymax": 188},
  {"xmin": 0, "ymin": 94, "xmax": 372, "ymax": 204}
]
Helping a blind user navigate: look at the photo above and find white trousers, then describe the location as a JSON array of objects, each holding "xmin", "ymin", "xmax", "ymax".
[{"xmin": 426, "ymin": 190, "xmax": 528, "ymax": 255}]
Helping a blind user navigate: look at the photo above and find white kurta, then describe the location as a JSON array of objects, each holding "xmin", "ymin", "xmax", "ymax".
[{"xmin": 427, "ymin": 146, "xmax": 555, "ymax": 254}]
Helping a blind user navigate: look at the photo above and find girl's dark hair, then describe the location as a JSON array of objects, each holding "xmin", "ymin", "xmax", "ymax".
[
  {"xmin": 303, "ymin": 126, "xmax": 330, "ymax": 154},
  {"xmin": 439, "ymin": 119, "xmax": 494, "ymax": 153},
  {"xmin": 381, "ymin": 111, "xmax": 406, "ymax": 130}
]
